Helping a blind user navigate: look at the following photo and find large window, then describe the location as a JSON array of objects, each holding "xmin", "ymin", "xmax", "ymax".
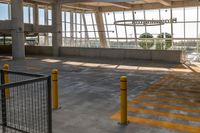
[
  {"xmin": 1, "ymin": 2, "xmax": 200, "ymax": 52},
  {"xmin": 100, "ymin": 6, "xmax": 200, "ymax": 51},
  {"xmin": 0, "ymin": 2, "xmax": 10, "ymax": 20},
  {"xmin": 39, "ymin": 8, "xmax": 45, "ymax": 25},
  {"xmin": 62, "ymin": 11, "xmax": 99, "ymax": 47},
  {"xmin": 23, "ymin": 4, "xmax": 33, "ymax": 24}
]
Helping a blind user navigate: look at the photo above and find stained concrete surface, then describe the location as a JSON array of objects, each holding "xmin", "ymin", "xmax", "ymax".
[{"xmin": 0, "ymin": 55, "xmax": 190, "ymax": 133}]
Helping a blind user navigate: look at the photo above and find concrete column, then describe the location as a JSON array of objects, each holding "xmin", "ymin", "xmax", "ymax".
[
  {"xmin": 33, "ymin": 4, "xmax": 38, "ymax": 25},
  {"xmin": 44, "ymin": 7, "xmax": 48, "ymax": 46},
  {"xmin": 11, "ymin": 0, "xmax": 25, "ymax": 60},
  {"xmin": 52, "ymin": 3, "xmax": 62, "ymax": 56},
  {"xmin": 70, "ymin": 12, "xmax": 74, "ymax": 46},
  {"xmin": 83, "ymin": 14, "xmax": 89, "ymax": 40},
  {"xmin": 95, "ymin": 11, "xmax": 107, "ymax": 48}
]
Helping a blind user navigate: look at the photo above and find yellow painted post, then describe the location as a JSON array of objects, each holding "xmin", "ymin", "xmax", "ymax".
[
  {"xmin": 52, "ymin": 69, "xmax": 59, "ymax": 109},
  {"xmin": 120, "ymin": 76, "xmax": 127, "ymax": 125},
  {"xmin": 3, "ymin": 64, "xmax": 10, "ymax": 98}
]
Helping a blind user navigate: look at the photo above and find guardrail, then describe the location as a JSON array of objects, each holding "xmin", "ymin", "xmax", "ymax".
[{"xmin": 0, "ymin": 67, "xmax": 52, "ymax": 133}]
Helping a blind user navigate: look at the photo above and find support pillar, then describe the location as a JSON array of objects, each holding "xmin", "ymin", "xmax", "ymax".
[
  {"xmin": 95, "ymin": 10, "xmax": 107, "ymax": 48},
  {"xmin": 52, "ymin": 3, "xmax": 62, "ymax": 56},
  {"xmin": 70, "ymin": 12, "xmax": 74, "ymax": 46},
  {"xmin": 11, "ymin": 0, "xmax": 25, "ymax": 60},
  {"xmin": 83, "ymin": 14, "xmax": 89, "ymax": 46},
  {"xmin": 33, "ymin": 4, "xmax": 38, "ymax": 25}
]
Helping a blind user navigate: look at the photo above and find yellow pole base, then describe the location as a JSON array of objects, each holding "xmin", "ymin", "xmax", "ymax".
[
  {"xmin": 52, "ymin": 69, "xmax": 59, "ymax": 109},
  {"xmin": 120, "ymin": 76, "xmax": 128, "ymax": 125},
  {"xmin": 3, "ymin": 64, "xmax": 10, "ymax": 98}
]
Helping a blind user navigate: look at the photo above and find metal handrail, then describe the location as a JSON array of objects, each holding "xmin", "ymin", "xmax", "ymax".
[
  {"xmin": 0, "ymin": 69, "xmax": 46, "ymax": 77},
  {"xmin": 0, "ymin": 76, "xmax": 49, "ymax": 90}
]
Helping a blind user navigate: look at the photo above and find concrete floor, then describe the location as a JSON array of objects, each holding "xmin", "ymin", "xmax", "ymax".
[{"xmin": 0, "ymin": 55, "xmax": 199, "ymax": 133}]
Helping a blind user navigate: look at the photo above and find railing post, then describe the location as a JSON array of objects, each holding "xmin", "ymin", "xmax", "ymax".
[
  {"xmin": 47, "ymin": 76, "xmax": 52, "ymax": 133},
  {"xmin": 1, "ymin": 70, "xmax": 7, "ymax": 132},
  {"xmin": 3, "ymin": 64, "xmax": 10, "ymax": 98},
  {"xmin": 120, "ymin": 76, "xmax": 128, "ymax": 125},
  {"xmin": 51, "ymin": 69, "xmax": 59, "ymax": 109}
]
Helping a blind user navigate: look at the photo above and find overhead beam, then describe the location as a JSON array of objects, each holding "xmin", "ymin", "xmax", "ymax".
[
  {"xmin": 59, "ymin": 0, "xmax": 139, "ymax": 4},
  {"xmin": 158, "ymin": 0, "xmax": 171, "ymax": 6},
  {"xmin": 100, "ymin": 0, "xmax": 200, "ymax": 12},
  {"xmin": 23, "ymin": 0, "xmax": 51, "ymax": 5},
  {"xmin": 109, "ymin": 2, "xmax": 132, "ymax": 9},
  {"xmin": 63, "ymin": 4, "xmax": 95, "ymax": 11},
  {"xmin": 144, "ymin": 0, "xmax": 171, "ymax": 6}
]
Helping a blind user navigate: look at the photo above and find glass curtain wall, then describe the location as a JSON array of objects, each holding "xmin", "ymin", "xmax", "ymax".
[
  {"xmin": 0, "ymin": 2, "xmax": 11, "ymax": 45},
  {"xmin": 62, "ymin": 11, "xmax": 100, "ymax": 47},
  {"xmin": 103, "ymin": 6, "xmax": 200, "ymax": 52},
  {"xmin": 38, "ymin": 6, "xmax": 52, "ymax": 46},
  {"xmin": 1, "ymin": 1, "xmax": 200, "ymax": 52},
  {"xmin": 0, "ymin": 2, "xmax": 52, "ymax": 46}
]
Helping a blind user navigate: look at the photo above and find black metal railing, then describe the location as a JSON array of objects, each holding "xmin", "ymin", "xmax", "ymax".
[{"xmin": 0, "ymin": 70, "xmax": 52, "ymax": 133}]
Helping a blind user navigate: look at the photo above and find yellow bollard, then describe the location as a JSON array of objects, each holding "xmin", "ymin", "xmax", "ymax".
[
  {"xmin": 120, "ymin": 76, "xmax": 128, "ymax": 125},
  {"xmin": 51, "ymin": 69, "xmax": 59, "ymax": 109},
  {"xmin": 3, "ymin": 64, "xmax": 10, "ymax": 98}
]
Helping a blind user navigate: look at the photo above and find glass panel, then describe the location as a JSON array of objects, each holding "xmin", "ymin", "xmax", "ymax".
[
  {"xmin": 185, "ymin": 23, "xmax": 197, "ymax": 38},
  {"xmin": 160, "ymin": 8, "xmax": 170, "ymax": 20},
  {"xmin": 84, "ymin": 13, "xmax": 93, "ymax": 25},
  {"xmin": 87, "ymin": 26, "xmax": 95, "ymax": 38},
  {"xmin": 161, "ymin": 24, "xmax": 171, "ymax": 34},
  {"xmin": 114, "ymin": 11, "xmax": 124, "ymax": 21},
  {"xmin": 136, "ymin": 27, "xmax": 145, "ymax": 38},
  {"xmin": 145, "ymin": 9, "xmax": 159, "ymax": 20},
  {"xmin": 48, "ymin": 10, "xmax": 52, "ymax": 19},
  {"xmin": 62, "ymin": 11, "xmax": 65, "ymax": 22},
  {"xmin": 65, "ymin": 12, "xmax": 70, "ymax": 22},
  {"xmin": 173, "ymin": 39, "xmax": 185, "ymax": 50},
  {"xmin": 146, "ymin": 26, "xmax": 160, "ymax": 37},
  {"xmin": 107, "ymin": 25, "xmax": 117, "ymax": 38},
  {"xmin": 66, "ymin": 22, "xmax": 70, "ymax": 37},
  {"xmin": 173, "ymin": 23, "xmax": 184, "ymax": 38},
  {"xmin": 91, "ymin": 13, "xmax": 96, "ymax": 24},
  {"xmin": 104, "ymin": 12, "xmax": 114, "ymax": 24},
  {"xmin": 198, "ymin": 23, "xmax": 200, "ymax": 38},
  {"xmin": 172, "ymin": 8, "xmax": 184, "ymax": 22},
  {"xmin": 30, "ymin": 7, "xmax": 33, "ymax": 24},
  {"xmin": 116, "ymin": 25, "xmax": 126, "ymax": 38},
  {"xmin": 62, "ymin": 22, "xmax": 65, "ymax": 37},
  {"xmin": 126, "ymin": 26, "xmax": 134, "ymax": 38},
  {"xmin": 39, "ymin": 8, "xmax": 45, "ymax": 25},
  {"xmin": 124, "ymin": 11, "xmax": 133, "ymax": 20},
  {"xmin": 48, "ymin": 10, "xmax": 52, "ymax": 25},
  {"xmin": 0, "ymin": 3, "xmax": 9, "ymax": 20},
  {"xmin": 134, "ymin": 10, "xmax": 144, "ymax": 20},
  {"xmin": 185, "ymin": 7, "xmax": 197, "ymax": 22},
  {"xmin": 198, "ymin": 7, "xmax": 200, "ymax": 21},
  {"xmin": 94, "ymin": 25, "xmax": 99, "ymax": 38},
  {"xmin": 23, "ymin": 6, "xmax": 29, "ymax": 23},
  {"xmin": 76, "ymin": 13, "xmax": 80, "ymax": 24}
]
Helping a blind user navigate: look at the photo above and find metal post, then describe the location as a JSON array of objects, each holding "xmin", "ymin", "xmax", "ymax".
[
  {"xmin": 120, "ymin": 76, "xmax": 128, "ymax": 125},
  {"xmin": 3, "ymin": 64, "xmax": 10, "ymax": 98},
  {"xmin": 47, "ymin": 76, "xmax": 52, "ymax": 133},
  {"xmin": 1, "ymin": 70, "xmax": 7, "ymax": 132},
  {"xmin": 51, "ymin": 69, "xmax": 59, "ymax": 109}
]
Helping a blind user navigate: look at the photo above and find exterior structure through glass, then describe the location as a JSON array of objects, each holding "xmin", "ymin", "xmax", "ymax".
[{"xmin": 0, "ymin": 2, "xmax": 200, "ymax": 53}]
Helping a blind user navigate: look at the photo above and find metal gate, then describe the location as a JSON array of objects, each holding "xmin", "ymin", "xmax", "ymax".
[{"xmin": 0, "ymin": 70, "xmax": 52, "ymax": 133}]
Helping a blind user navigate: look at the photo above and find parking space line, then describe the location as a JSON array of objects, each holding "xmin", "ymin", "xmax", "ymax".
[{"xmin": 112, "ymin": 112, "xmax": 200, "ymax": 133}]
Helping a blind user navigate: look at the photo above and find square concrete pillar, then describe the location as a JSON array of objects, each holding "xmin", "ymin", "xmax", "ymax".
[
  {"xmin": 11, "ymin": 0, "xmax": 25, "ymax": 60},
  {"xmin": 52, "ymin": 3, "xmax": 62, "ymax": 56},
  {"xmin": 95, "ymin": 11, "xmax": 107, "ymax": 48}
]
